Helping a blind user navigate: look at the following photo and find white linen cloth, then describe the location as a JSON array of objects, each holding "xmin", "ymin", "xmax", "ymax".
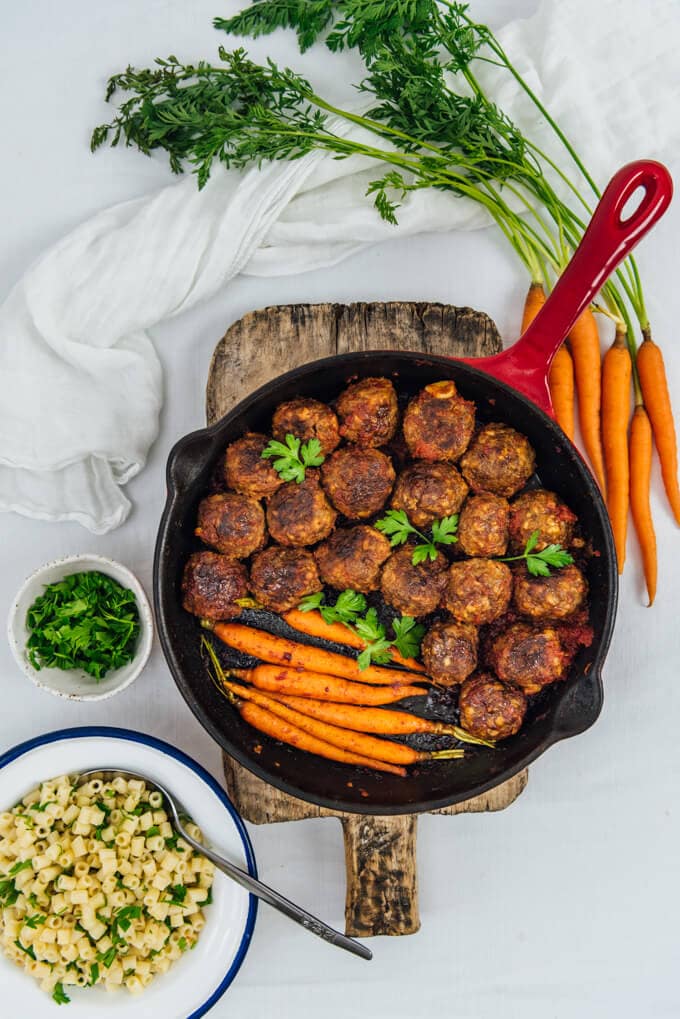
[{"xmin": 0, "ymin": 0, "xmax": 677, "ymax": 533}]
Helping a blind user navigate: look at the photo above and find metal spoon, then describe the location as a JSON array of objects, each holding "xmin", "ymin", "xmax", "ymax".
[{"xmin": 77, "ymin": 768, "xmax": 372, "ymax": 961}]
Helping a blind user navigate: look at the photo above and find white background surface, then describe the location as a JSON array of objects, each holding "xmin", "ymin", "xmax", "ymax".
[{"xmin": 2, "ymin": 3, "xmax": 679, "ymax": 1017}]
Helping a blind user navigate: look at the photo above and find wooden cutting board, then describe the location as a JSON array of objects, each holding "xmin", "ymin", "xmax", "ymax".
[{"xmin": 206, "ymin": 302, "xmax": 529, "ymax": 938}]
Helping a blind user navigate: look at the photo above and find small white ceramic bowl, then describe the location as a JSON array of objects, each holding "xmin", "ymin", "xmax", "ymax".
[{"xmin": 7, "ymin": 554, "xmax": 153, "ymax": 701}]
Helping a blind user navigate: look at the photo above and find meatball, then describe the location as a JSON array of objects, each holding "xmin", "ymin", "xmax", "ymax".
[
  {"xmin": 513, "ymin": 564, "xmax": 587, "ymax": 621},
  {"xmin": 421, "ymin": 620, "xmax": 478, "ymax": 686},
  {"xmin": 336, "ymin": 377, "xmax": 399, "ymax": 447},
  {"xmin": 224, "ymin": 433, "xmax": 283, "ymax": 499},
  {"xmin": 457, "ymin": 493, "xmax": 509, "ymax": 557},
  {"xmin": 266, "ymin": 470, "xmax": 336, "ymax": 547},
  {"xmin": 181, "ymin": 552, "xmax": 248, "ymax": 621},
  {"xmin": 391, "ymin": 462, "xmax": 468, "ymax": 529},
  {"xmin": 321, "ymin": 446, "xmax": 395, "ymax": 519},
  {"xmin": 458, "ymin": 672, "xmax": 527, "ymax": 741},
  {"xmin": 315, "ymin": 525, "xmax": 391, "ymax": 593},
  {"xmin": 403, "ymin": 380, "xmax": 475, "ymax": 462},
  {"xmin": 509, "ymin": 489, "xmax": 577, "ymax": 553},
  {"xmin": 272, "ymin": 397, "xmax": 340, "ymax": 455},
  {"xmin": 443, "ymin": 559, "xmax": 512, "ymax": 625},
  {"xmin": 194, "ymin": 492, "xmax": 266, "ymax": 559},
  {"xmin": 460, "ymin": 423, "xmax": 535, "ymax": 497},
  {"xmin": 249, "ymin": 547, "xmax": 320, "ymax": 612},
  {"xmin": 487, "ymin": 622, "xmax": 570, "ymax": 694},
  {"xmin": 380, "ymin": 547, "xmax": 448, "ymax": 617}
]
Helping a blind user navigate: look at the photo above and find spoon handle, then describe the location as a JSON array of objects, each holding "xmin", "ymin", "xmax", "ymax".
[{"xmin": 181, "ymin": 830, "xmax": 373, "ymax": 960}]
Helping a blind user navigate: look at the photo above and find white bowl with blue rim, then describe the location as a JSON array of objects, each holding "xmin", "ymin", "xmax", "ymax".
[
  {"xmin": 0, "ymin": 727, "xmax": 257, "ymax": 1018},
  {"xmin": 7, "ymin": 554, "xmax": 154, "ymax": 702}
]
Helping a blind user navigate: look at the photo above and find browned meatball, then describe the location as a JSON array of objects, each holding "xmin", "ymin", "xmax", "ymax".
[
  {"xmin": 315, "ymin": 526, "xmax": 391, "ymax": 593},
  {"xmin": 403, "ymin": 380, "xmax": 475, "ymax": 462},
  {"xmin": 321, "ymin": 447, "xmax": 395, "ymax": 519},
  {"xmin": 266, "ymin": 470, "xmax": 336, "ymax": 547},
  {"xmin": 458, "ymin": 672, "xmax": 527, "ymax": 740},
  {"xmin": 460, "ymin": 423, "xmax": 535, "ymax": 497},
  {"xmin": 487, "ymin": 622, "xmax": 570, "ymax": 694},
  {"xmin": 194, "ymin": 492, "xmax": 266, "ymax": 559},
  {"xmin": 336, "ymin": 377, "xmax": 399, "ymax": 447},
  {"xmin": 391, "ymin": 463, "xmax": 468, "ymax": 529},
  {"xmin": 513, "ymin": 564, "xmax": 587, "ymax": 621},
  {"xmin": 380, "ymin": 547, "xmax": 448, "ymax": 617},
  {"xmin": 224, "ymin": 433, "xmax": 283, "ymax": 499},
  {"xmin": 509, "ymin": 489, "xmax": 577, "ymax": 553},
  {"xmin": 249, "ymin": 547, "xmax": 320, "ymax": 612},
  {"xmin": 181, "ymin": 552, "xmax": 248, "ymax": 621},
  {"xmin": 272, "ymin": 397, "xmax": 340, "ymax": 455},
  {"xmin": 443, "ymin": 559, "xmax": 512, "ymax": 625},
  {"xmin": 457, "ymin": 493, "xmax": 509, "ymax": 557},
  {"xmin": 421, "ymin": 620, "xmax": 478, "ymax": 685}
]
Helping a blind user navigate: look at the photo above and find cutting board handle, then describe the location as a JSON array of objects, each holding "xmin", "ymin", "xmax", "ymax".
[{"xmin": 341, "ymin": 814, "xmax": 420, "ymax": 937}]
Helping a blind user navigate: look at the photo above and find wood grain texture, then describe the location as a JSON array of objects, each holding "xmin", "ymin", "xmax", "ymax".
[{"xmin": 208, "ymin": 301, "xmax": 527, "ymax": 939}]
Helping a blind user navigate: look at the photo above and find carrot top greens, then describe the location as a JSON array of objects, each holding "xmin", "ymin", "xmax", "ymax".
[{"xmin": 26, "ymin": 571, "xmax": 140, "ymax": 680}]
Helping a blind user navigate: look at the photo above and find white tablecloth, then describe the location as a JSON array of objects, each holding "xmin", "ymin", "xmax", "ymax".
[{"xmin": 2, "ymin": 3, "xmax": 679, "ymax": 1017}]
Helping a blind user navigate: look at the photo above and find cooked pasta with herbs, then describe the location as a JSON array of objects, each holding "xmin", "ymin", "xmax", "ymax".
[{"xmin": 0, "ymin": 774, "xmax": 214, "ymax": 1003}]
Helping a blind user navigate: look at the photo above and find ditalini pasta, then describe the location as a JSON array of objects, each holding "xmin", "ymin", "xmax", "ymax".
[{"xmin": 0, "ymin": 774, "xmax": 214, "ymax": 1004}]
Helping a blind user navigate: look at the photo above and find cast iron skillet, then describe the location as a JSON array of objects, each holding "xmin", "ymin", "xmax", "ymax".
[{"xmin": 154, "ymin": 161, "xmax": 672, "ymax": 815}]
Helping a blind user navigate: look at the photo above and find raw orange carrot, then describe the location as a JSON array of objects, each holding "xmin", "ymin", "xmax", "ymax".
[
  {"xmin": 238, "ymin": 700, "xmax": 408, "ymax": 776},
  {"xmin": 548, "ymin": 344, "xmax": 575, "ymax": 440},
  {"xmin": 602, "ymin": 327, "xmax": 632, "ymax": 572},
  {"xmin": 637, "ymin": 332, "xmax": 680, "ymax": 525},
  {"xmin": 265, "ymin": 692, "xmax": 494, "ymax": 746},
  {"xmin": 226, "ymin": 681, "xmax": 464, "ymax": 766},
  {"xmin": 569, "ymin": 306, "xmax": 607, "ymax": 495},
  {"xmin": 629, "ymin": 404, "xmax": 657, "ymax": 605},
  {"xmin": 521, "ymin": 281, "xmax": 546, "ymax": 333},
  {"xmin": 233, "ymin": 665, "xmax": 427, "ymax": 704},
  {"xmin": 212, "ymin": 622, "xmax": 425, "ymax": 686},
  {"xmin": 282, "ymin": 608, "xmax": 427, "ymax": 672}
]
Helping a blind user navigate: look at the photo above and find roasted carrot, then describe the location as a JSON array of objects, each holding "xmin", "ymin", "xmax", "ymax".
[
  {"xmin": 548, "ymin": 344, "xmax": 575, "ymax": 440},
  {"xmin": 265, "ymin": 692, "xmax": 494, "ymax": 746},
  {"xmin": 602, "ymin": 327, "xmax": 632, "ymax": 572},
  {"xmin": 629, "ymin": 403, "xmax": 657, "ymax": 605},
  {"xmin": 238, "ymin": 701, "xmax": 408, "ymax": 776},
  {"xmin": 637, "ymin": 332, "xmax": 680, "ymax": 525},
  {"xmin": 281, "ymin": 608, "xmax": 427, "ymax": 672},
  {"xmin": 233, "ymin": 665, "xmax": 427, "ymax": 704},
  {"xmin": 211, "ymin": 622, "xmax": 425, "ymax": 686},
  {"xmin": 521, "ymin": 281, "xmax": 546, "ymax": 333},
  {"xmin": 225, "ymin": 680, "xmax": 464, "ymax": 766},
  {"xmin": 569, "ymin": 306, "xmax": 606, "ymax": 495}
]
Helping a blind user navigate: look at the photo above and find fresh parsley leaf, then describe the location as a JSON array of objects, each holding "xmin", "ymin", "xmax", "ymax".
[
  {"xmin": 9, "ymin": 859, "xmax": 33, "ymax": 876},
  {"xmin": 431, "ymin": 514, "xmax": 459, "ymax": 546},
  {"xmin": 500, "ymin": 531, "xmax": 574, "ymax": 576},
  {"xmin": 114, "ymin": 904, "xmax": 142, "ymax": 934},
  {"xmin": 0, "ymin": 879, "xmax": 19, "ymax": 906},
  {"xmin": 98, "ymin": 946, "xmax": 117, "ymax": 968},
  {"xmin": 90, "ymin": 962, "xmax": 100, "ymax": 985},
  {"xmin": 52, "ymin": 982, "xmax": 71, "ymax": 1005},
  {"xmin": 28, "ymin": 800, "xmax": 55, "ymax": 812},
  {"xmin": 167, "ymin": 884, "xmax": 187, "ymax": 906},
  {"xmin": 178, "ymin": 936, "xmax": 188, "ymax": 951},
  {"xmin": 14, "ymin": 938, "xmax": 36, "ymax": 960},
  {"xmin": 146, "ymin": 825, "xmax": 160, "ymax": 838},
  {"xmin": 261, "ymin": 433, "xmax": 325, "ymax": 483},
  {"xmin": 297, "ymin": 591, "xmax": 325, "ymax": 613},
  {"xmin": 374, "ymin": 508, "xmax": 415, "ymax": 547},
  {"xmin": 24, "ymin": 913, "xmax": 46, "ymax": 929},
  {"xmin": 391, "ymin": 616, "xmax": 425, "ymax": 660},
  {"xmin": 25, "ymin": 570, "xmax": 140, "ymax": 682},
  {"xmin": 375, "ymin": 510, "xmax": 456, "ymax": 565}
]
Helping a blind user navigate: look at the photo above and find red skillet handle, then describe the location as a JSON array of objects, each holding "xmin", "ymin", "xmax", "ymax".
[{"xmin": 458, "ymin": 160, "xmax": 673, "ymax": 415}]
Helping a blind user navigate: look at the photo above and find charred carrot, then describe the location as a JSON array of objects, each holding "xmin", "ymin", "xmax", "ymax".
[
  {"xmin": 629, "ymin": 403, "xmax": 657, "ymax": 605},
  {"xmin": 548, "ymin": 344, "xmax": 575, "ymax": 440},
  {"xmin": 602, "ymin": 327, "xmax": 632, "ymax": 572},
  {"xmin": 233, "ymin": 665, "xmax": 427, "ymax": 704},
  {"xmin": 637, "ymin": 331, "xmax": 680, "ymax": 525},
  {"xmin": 238, "ymin": 701, "xmax": 409, "ymax": 776},
  {"xmin": 282, "ymin": 608, "xmax": 427, "ymax": 672},
  {"xmin": 225, "ymin": 680, "xmax": 464, "ymax": 766},
  {"xmin": 211, "ymin": 622, "xmax": 425, "ymax": 686},
  {"xmin": 521, "ymin": 281, "xmax": 546, "ymax": 333},
  {"xmin": 569, "ymin": 306, "xmax": 607, "ymax": 495},
  {"xmin": 266, "ymin": 692, "xmax": 494, "ymax": 747}
]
